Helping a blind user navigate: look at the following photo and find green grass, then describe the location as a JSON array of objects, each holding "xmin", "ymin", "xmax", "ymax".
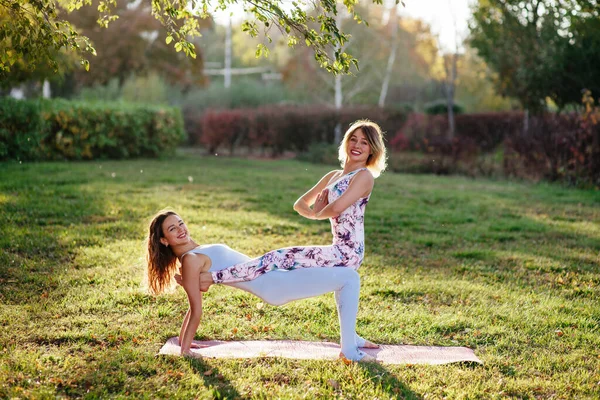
[{"xmin": 1, "ymin": 155, "xmax": 599, "ymax": 399}]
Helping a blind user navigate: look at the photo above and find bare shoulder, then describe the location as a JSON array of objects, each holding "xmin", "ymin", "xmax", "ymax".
[
  {"xmin": 181, "ymin": 252, "xmax": 211, "ymax": 274},
  {"xmin": 355, "ymin": 169, "xmax": 375, "ymax": 187},
  {"xmin": 323, "ymin": 169, "xmax": 343, "ymax": 184},
  {"xmin": 325, "ymin": 169, "xmax": 343, "ymax": 179}
]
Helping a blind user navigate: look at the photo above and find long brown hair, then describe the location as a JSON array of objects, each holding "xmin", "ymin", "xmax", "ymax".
[
  {"xmin": 146, "ymin": 210, "xmax": 178, "ymax": 295},
  {"xmin": 338, "ymin": 120, "xmax": 387, "ymax": 178}
]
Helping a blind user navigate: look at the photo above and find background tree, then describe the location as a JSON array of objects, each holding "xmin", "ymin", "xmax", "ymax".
[
  {"xmin": 281, "ymin": 4, "xmax": 436, "ymax": 108},
  {"xmin": 469, "ymin": 0, "xmax": 600, "ymax": 113},
  {"xmin": 551, "ymin": 15, "xmax": 600, "ymax": 107},
  {"xmin": 454, "ymin": 46, "xmax": 517, "ymax": 112},
  {"xmin": 0, "ymin": 1, "xmax": 91, "ymax": 87},
  {"xmin": 65, "ymin": 0, "xmax": 208, "ymax": 90}
]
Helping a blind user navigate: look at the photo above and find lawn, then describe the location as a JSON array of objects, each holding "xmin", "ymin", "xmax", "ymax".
[{"xmin": 1, "ymin": 155, "xmax": 599, "ymax": 399}]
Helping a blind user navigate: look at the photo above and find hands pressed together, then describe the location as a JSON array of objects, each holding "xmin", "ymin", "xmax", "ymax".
[{"xmin": 313, "ymin": 188, "xmax": 329, "ymax": 214}]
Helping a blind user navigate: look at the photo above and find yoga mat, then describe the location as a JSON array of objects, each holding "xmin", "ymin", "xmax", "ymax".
[{"xmin": 159, "ymin": 337, "xmax": 482, "ymax": 365}]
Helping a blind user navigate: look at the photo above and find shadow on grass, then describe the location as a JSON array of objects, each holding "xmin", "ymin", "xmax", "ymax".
[
  {"xmin": 184, "ymin": 355, "xmax": 423, "ymax": 399},
  {"xmin": 184, "ymin": 357, "xmax": 243, "ymax": 399},
  {"xmin": 0, "ymin": 183, "xmax": 110, "ymax": 305},
  {"xmin": 357, "ymin": 362, "xmax": 422, "ymax": 399}
]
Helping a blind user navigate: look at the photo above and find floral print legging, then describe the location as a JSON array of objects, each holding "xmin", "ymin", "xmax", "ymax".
[{"xmin": 211, "ymin": 244, "xmax": 362, "ymax": 284}]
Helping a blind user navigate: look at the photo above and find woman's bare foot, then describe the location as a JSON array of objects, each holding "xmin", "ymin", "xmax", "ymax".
[
  {"xmin": 360, "ymin": 340, "xmax": 380, "ymax": 349},
  {"xmin": 358, "ymin": 353, "xmax": 377, "ymax": 363},
  {"xmin": 199, "ymin": 271, "xmax": 214, "ymax": 292},
  {"xmin": 339, "ymin": 352, "xmax": 378, "ymax": 364}
]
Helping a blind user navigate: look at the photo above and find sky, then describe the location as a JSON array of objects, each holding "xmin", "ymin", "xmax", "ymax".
[
  {"xmin": 212, "ymin": 0, "xmax": 475, "ymax": 51},
  {"xmin": 399, "ymin": 0, "xmax": 475, "ymax": 50}
]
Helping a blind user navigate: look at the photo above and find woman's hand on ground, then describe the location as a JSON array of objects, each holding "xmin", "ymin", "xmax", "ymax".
[{"xmin": 181, "ymin": 349, "xmax": 197, "ymax": 358}]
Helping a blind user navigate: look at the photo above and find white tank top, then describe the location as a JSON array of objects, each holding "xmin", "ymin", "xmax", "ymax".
[{"xmin": 179, "ymin": 244, "xmax": 251, "ymax": 272}]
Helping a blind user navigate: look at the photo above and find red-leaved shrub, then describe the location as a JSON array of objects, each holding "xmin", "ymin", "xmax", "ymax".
[
  {"xmin": 194, "ymin": 106, "xmax": 408, "ymax": 156},
  {"xmin": 504, "ymin": 111, "xmax": 600, "ymax": 186}
]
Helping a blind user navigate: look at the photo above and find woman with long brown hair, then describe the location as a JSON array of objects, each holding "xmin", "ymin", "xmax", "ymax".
[
  {"xmin": 147, "ymin": 120, "xmax": 387, "ymax": 361},
  {"xmin": 147, "ymin": 211, "xmax": 376, "ymax": 361}
]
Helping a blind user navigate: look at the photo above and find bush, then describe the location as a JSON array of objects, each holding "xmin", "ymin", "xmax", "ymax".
[
  {"xmin": 339, "ymin": 107, "xmax": 408, "ymax": 142},
  {"xmin": 195, "ymin": 106, "xmax": 409, "ymax": 157},
  {"xmin": 424, "ymin": 99, "xmax": 464, "ymax": 115},
  {"xmin": 297, "ymin": 142, "xmax": 339, "ymax": 165},
  {"xmin": 41, "ymin": 100, "xmax": 185, "ymax": 160},
  {"xmin": 0, "ymin": 98, "xmax": 185, "ymax": 161},
  {"xmin": 0, "ymin": 97, "xmax": 44, "ymax": 161},
  {"xmin": 455, "ymin": 113, "xmax": 523, "ymax": 152},
  {"xmin": 200, "ymin": 109, "xmax": 252, "ymax": 155},
  {"xmin": 388, "ymin": 108, "xmax": 600, "ymax": 185},
  {"xmin": 389, "ymin": 149, "xmax": 504, "ymax": 177},
  {"xmin": 391, "ymin": 112, "xmax": 523, "ymax": 154},
  {"xmin": 390, "ymin": 112, "xmax": 522, "ymax": 177},
  {"xmin": 504, "ymin": 111, "xmax": 600, "ymax": 186},
  {"xmin": 181, "ymin": 80, "xmax": 309, "ymax": 146}
]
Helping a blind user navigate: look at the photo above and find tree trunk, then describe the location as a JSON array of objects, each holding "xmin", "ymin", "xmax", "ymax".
[
  {"xmin": 444, "ymin": 53, "xmax": 458, "ymax": 140},
  {"xmin": 333, "ymin": 12, "xmax": 344, "ymax": 144},
  {"xmin": 379, "ymin": 11, "xmax": 399, "ymax": 108},
  {"xmin": 334, "ymin": 74, "xmax": 343, "ymax": 144},
  {"xmin": 224, "ymin": 17, "xmax": 232, "ymax": 89},
  {"xmin": 445, "ymin": 82, "xmax": 455, "ymax": 139},
  {"xmin": 42, "ymin": 80, "xmax": 51, "ymax": 98}
]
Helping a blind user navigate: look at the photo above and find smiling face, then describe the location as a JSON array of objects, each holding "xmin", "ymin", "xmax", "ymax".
[
  {"xmin": 160, "ymin": 214, "xmax": 190, "ymax": 247},
  {"xmin": 338, "ymin": 120, "xmax": 387, "ymax": 178},
  {"xmin": 346, "ymin": 128, "xmax": 372, "ymax": 164}
]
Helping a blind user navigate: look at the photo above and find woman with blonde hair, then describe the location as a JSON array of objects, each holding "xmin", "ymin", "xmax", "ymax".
[
  {"xmin": 147, "ymin": 120, "xmax": 387, "ymax": 361},
  {"xmin": 199, "ymin": 119, "xmax": 386, "ymax": 286}
]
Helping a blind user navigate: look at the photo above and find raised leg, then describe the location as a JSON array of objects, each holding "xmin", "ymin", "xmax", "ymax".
[
  {"xmin": 231, "ymin": 267, "xmax": 370, "ymax": 361},
  {"xmin": 212, "ymin": 245, "xmax": 346, "ymax": 284}
]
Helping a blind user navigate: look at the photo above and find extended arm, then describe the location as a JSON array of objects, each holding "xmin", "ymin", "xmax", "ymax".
[
  {"xmin": 311, "ymin": 170, "xmax": 374, "ymax": 220},
  {"xmin": 179, "ymin": 308, "xmax": 191, "ymax": 346},
  {"xmin": 179, "ymin": 257, "xmax": 205, "ymax": 356}
]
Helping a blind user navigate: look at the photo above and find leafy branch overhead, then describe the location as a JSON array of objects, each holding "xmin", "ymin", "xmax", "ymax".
[{"xmin": 0, "ymin": 0, "xmax": 401, "ymax": 79}]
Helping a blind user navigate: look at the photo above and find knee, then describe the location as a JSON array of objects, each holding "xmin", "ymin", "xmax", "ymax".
[
  {"xmin": 348, "ymin": 270, "xmax": 360, "ymax": 286},
  {"xmin": 338, "ymin": 268, "xmax": 360, "ymax": 288}
]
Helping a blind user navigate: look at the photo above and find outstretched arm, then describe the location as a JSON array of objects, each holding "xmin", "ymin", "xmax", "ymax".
[
  {"xmin": 293, "ymin": 170, "xmax": 339, "ymax": 219},
  {"xmin": 179, "ymin": 308, "xmax": 191, "ymax": 346},
  {"xmin": 312, "ymin": 170, "xmax": 374, "ymax": 220},
  {"xmin": 179, "ymin": 258, "xmax": 206, "ymax": 356}
]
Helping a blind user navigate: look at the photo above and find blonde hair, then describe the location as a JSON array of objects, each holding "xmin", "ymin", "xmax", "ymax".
[
  {"xmin": 146, "ymin": 209, "xmax": 178, "ymax": 295},
  {"xmin": 338, "ymin": 120, "xmax": 387, "ymax": 178}
]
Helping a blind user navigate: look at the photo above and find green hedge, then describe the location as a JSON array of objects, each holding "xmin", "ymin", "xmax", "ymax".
[
  {"xmin": 424, "ymin": 99, "xmax": 464, "ymax": 115},
  {"xmin": 0, "ymin": 97, "xmax": 45, "ymax": 161},
  {"xmin": 0, "ymin": 98, "xmax": 185, "ymax": 161}
]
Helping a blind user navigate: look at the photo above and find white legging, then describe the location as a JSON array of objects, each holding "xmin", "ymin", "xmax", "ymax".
[
  {"xmin": 185, "ymin": 244, "xmax": 369, "ymax": 361},
  {"xmin": 229, "ymin": 268, "xmax": 367, "ymax": 360}
]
